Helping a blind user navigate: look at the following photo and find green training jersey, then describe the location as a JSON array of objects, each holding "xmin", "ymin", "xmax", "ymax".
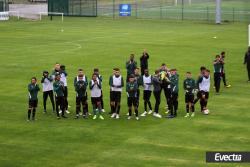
[
  {"xmin": 75, "ymin": 80, "xmax": 88, "ymax": 98},
  {"xmin": 126, "ymin": 81, "xmax": 138, "ymax": 97},
  {"xmin": 183, "ymin": 78, "xmax": 196, "ymax": 94},
  {"xmin": 28, "ymin": 83, "xmax": 40, "ymax": 100},
  {"xmin": 53, "ymin": 80, "xmax": 64, "ymax": 97},
  {"xmin": 170, "ymin": 74, "xmax": 179, "ymax": 93}
]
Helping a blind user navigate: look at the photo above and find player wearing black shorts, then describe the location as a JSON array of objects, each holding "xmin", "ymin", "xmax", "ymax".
[
  {"xmin": 74, "ymin": 69, "xmax": 89, "ymax": 116},
  {"xmin": 94, "ymin": 68, "xmax": 105, "ymax": 112},
  {"xmin": 197, "ymin": 69, "xmax": 211, "ymax": 113},
  {"xmin": 183, "ymin": 72, "xmax": 196, "ymax": 117},
  {"xmin": 109, "ymin": 68, "xmax": 124, "ymax": 119},
  {"xmin": 53, "ymin": 73, "xmax": 67, "ymax": 119},
  {"xmin": 140, "ymin": 69, "xmax": 153, "ymax": 116},
  {"xmin": 27, "ymin": 77, "xmax": 40, "ymax": 121},
  {"xmin": 194, "ymin": 66, "xmax": 206, "ymax": 107},
  {"xmin": 126, "ymin": 75, "xmax": 139, "ymax": 120},
  {"xmin": 90, "ymin": 74, "xmax": 104, "ymax": 120},
  {"xmin": 74, "ymin": 74, "xmax": 88, "ymax": 119}
]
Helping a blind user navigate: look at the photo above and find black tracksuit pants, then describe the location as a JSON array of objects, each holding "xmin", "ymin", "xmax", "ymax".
[{"xmin": 43, "ymin": 90, "xmax": 55, "ymax": 111}]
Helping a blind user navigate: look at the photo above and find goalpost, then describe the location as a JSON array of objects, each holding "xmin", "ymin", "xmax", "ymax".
[
  {"xmin": 39, "ymin": 12, "xmax": 64, "ymax": 22},
  {"xmin": 9, "ymin": 11, "xmax": 20, "ymax": 20}
]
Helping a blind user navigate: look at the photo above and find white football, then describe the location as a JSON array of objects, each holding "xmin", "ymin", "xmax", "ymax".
[{"xmin": 203, "ymin": 109, "xmax": 210, "ymax": 115}]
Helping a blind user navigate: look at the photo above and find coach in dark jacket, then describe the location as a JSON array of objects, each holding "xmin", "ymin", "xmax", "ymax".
[
  {"xmin": 140, "ymin": 50, "xmax": 149, "ymax": 76},
  {"xmin": 244, "ymin": 47, "xmax": 250, "ymax": 82}
]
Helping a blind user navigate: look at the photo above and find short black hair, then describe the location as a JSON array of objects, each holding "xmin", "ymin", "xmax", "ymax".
[
  {"xmin": 60, "ymin": 65, "xmax": 65, "ymax": 69},
  {"xmin": 161, "ymin": 63, "xmax": 166, "ymax": 66},
  {"xmin": 78, "ymin": 69, "xmax": 83, "ymax": 71},
  {"xmin": 200, "ymin": 66, "xmax": 206, "ymax": 71},
  {"xmin": 155, "ymin": 69, "xmax": 160, "ymax": 74},
  {"xmin": 221, "ymin": 51, "xmax": 225, "ymax": 55},
  {"xmin": 215, "ymin": 55, "xmax": 220, "ymax": 58},
  {"xmin": 129, "ymin": 74, "xmax": 135, "ymax": 78},
  {"xmin": 170, "ymin": 68, "xmax": 177, "ymax": 71},
  {"xmin": 31, "ymin": 77, "xmax": 37, "ymax": 81},
  {"xmin": 94, "ymin": 68, "xmax": 99, "ymax": 72},
  {"xmin": 186, "ymin": 72, "xmax": 191, "ymax": 74}
]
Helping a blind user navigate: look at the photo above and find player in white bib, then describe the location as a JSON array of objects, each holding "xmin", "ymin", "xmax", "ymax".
[
  {"xmin": 140, "ymin": 69, "xmax": 153, "ymax": 116},
  {"xmin": 109, "ymin": 68, "xmax": 124, "ymax": 119},
  {"xmin": 89, "ymin": 74, "xmax": 104, "ymax": 120},
  {"xmin": 197, "ymin": 69, "xmax": 210, "ymax": 114}
]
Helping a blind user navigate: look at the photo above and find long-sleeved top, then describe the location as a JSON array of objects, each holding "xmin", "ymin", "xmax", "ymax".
[
  {"xmin": 28, "ymin": 83, "xmax": 40, "ymax": 100},
  {"xmin": 75, "ymin": 80, "xmax": 88, "ymax": 98},
  {"xmin": 140, "ymin": 53, "xmax": 149, "ymax": 69},
  {"xmin": 126, "ymin": 81, "xmax": 138, "ymax": 97},
  {"xmin": 197, "ymin": 75, "xmax": 210, "ymax": 92},
  {"xmin": 126, "ymin": 60, "xmax": 137, "ymax": 76},
  {"xmin": 244, "ymin": 51, "xmax": 250, "ymax": 65},
  {"xmin": 213, "ymin": 60, "xmax": 223, "ymax": 73},
  {"xmin": 109, "ymin": 75, "xmax": 124, "ymax": 92},
  {"xmin": 135, "ymin": 74, "xmax": 143, "ymax": 88},
  {"xmin": 41, "ymin": 76, "xmax": 53, "ymax": 92},
  {"xmin": 74, "ymin": 75, "xmax": 88, "ymax": 87},
  {"xmin": 170, "ymin": 74, "xmax": 179, "ymax": 94},
  {"xmin": 53, "ymin": 80, "xmax": 65, "ymax": 97},
  {"xmin": 89, "ymin": 80, "xmax": 102, "ymax": 97},
  {"xmin": 183, "ymin": 78, "xmax": 196, "ymax": 94},
  {"xmin": 152, "ymin": 75, "xmax": 162, "ymax": 92},
  {"xmin": 60, "ymin": 70, "xmax": 68, "ymax": 87},
  {"xmin": 143, "ymin": 75, "xmax": 153, "ymax": 91}
]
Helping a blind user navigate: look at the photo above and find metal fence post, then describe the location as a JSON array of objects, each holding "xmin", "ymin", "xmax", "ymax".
[
  {"xmin": 207, "ymin": 6, "xmax": 209, "ymax": 22},
  {"xmin": 233, "ymin": 8, "xmax": 235, "ymax": 23},
  {"xmin": 160, "ymin": 2, "xmax": 163, "ymax": 19},
  {"xmin": 113, "ymin": 0, "xmax": 115, "ymax": 19},
  {"xmin": 181, "ymin": 0, "xmax": 184, "ymax": 20},
  {"xmin": 135, "ymin": 0, "xmax": 138, "ymax": 19}
]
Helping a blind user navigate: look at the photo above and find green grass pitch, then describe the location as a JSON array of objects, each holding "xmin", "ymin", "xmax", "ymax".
[{"xmin": 0, "ymin": 17, "xmax": 250, "ymax": 167}]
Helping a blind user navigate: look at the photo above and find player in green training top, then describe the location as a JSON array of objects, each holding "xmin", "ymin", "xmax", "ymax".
[
  {"xmin": 74, "ymin": 74, "xmax": 88, "ymax": 119},
  {"xmin": 126, "ymin": 54, "xmax": 137, "ymax": 81},
  {"xmin": 183, "ymin": 72, "xmax": 196, "ymax": 117},
  {"xmin": 53, "ymin": 73, "xmax": 67, "ymax": 119},
  {"xmin": 167, "ymin": 69, "xmax": 179, "ymax": 118},
  {"xmin": 126, "ymin": 74, "xmax": 139, "ymax": 120},
  {"xmin": 27, "ymin": 77, "xmax": 40, "ymax": 121},
  {"xmin": 213, "ymin": 55, "xmax": 223, "ymax": 94}
]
